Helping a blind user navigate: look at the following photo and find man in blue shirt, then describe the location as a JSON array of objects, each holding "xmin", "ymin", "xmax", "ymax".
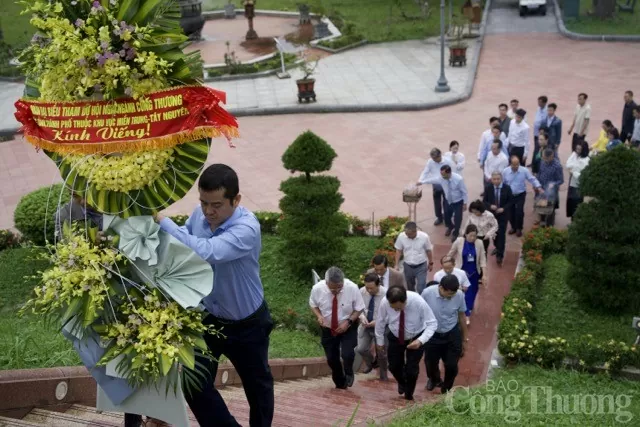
[
  {"xmin": 439, "ymin": 165, "xmax": 468, "ymax": 242},
  {"xmin": 502, "ymin": 156, "xmax": 543, "ymax": 237},
  {"xmin": 155, "ymin": 164, "xmax": 273, "ymax": 427}
]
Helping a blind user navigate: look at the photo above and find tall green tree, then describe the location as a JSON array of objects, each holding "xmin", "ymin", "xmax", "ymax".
[
  {"xmin": 278, "ymin": 130, "xmax": 347, "ymax": 278},
  {"xmin": 566, "ymin": 146, "xmax": 640, "ymax": 313}
]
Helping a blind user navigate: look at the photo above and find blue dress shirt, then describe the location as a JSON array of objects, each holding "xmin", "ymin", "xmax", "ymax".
[
  {"xmin": 159, "ymin": 206, "xmax": 264, "ymax": 320},
  {"xmin": 441, "ymin": 173, "xmax": 468, "ymax": 204},
  {"xmin": 502, "ymin": 166, "xmax": 541, "ymax": 196}
]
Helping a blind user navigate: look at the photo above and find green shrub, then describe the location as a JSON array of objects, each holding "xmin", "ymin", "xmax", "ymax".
[
  {"xmin": 279, "ymin": 131, "xmax": 347, "ymax": 278},
  {"xmin": 253, "ymin": 211, "xmax": 282, "ymax": 234},
  {"xmin": 0, "ymin": 230, "xmax": 21, "ymax": 251},
  {"xmin": 169, "ymin": 214, "xmax": 189, "ymax": 226},
  {"xmin": 343, "ymin": 213, "xmax": 371, "ymax": 237},
  {"xmin": 566, "ymin": 147, "xmax": 640, "ymax": 313},
  {"xmin": 14, "ymin": 184, "xmax": 70, "ymax": 246}
]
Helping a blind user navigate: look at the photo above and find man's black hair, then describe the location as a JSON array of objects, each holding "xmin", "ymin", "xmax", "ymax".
[
  {"xmin": 387, "ymin": 286, "xmax": 407, "ymax": 304},
  {"xmin": 198, "ymin": 164, "xmax": 239, "ymax": 201},
  {"xmin": 439, "ymin": 274, "xmax": 460, "ymax": 292}
]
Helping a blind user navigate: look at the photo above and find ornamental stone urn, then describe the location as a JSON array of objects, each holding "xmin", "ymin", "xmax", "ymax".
[{"xmin": 179, "ymin": 0, "xmax": 205, "ymax": 40}]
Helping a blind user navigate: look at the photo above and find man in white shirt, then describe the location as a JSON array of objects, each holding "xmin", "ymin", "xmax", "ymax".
[
  {"xmin": 355, "ymin": 273, "xmax": 388, "ymax": 380},
  {"xmin": 533, "ymin": 95, "xmax": 548, "ymax": 157},
  {"xmin": 309, "ymin": 267, "xmax": 365, "ymax": 389},
  {"xmin": 421, "ymin": 274, "xmax": 468, "ymax": 394},
  {"xmin": 417, "ymin": 148, "xmax": 454, "ymax": 226},
  {"xmin": 507, "ymin": 108, "xmax": 530, "ymax": 166},
  {"xmin": 507, "ymin": 99, "xmax": 519, "ymax": 120},
  {"xmin": 483, "ymin": 140, "xmax": 509, "ymax": 184},
  {"xmin": 394, "ymin": 222, "xmax": 434, "ymax": 292},
  {"xmin": 375, "ymin": 286, "xmax": 437, "ymax": 400},
  {"xmin": 433, "ymin": 255, "xmax": 470, "ymax": 292},
  {"xmin": 567, "ymin": 92, "xmax": 591, "ymax": 148}
]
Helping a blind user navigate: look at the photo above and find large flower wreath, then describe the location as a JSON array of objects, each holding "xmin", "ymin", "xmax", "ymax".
[{"xmin": 15, "ymin": 0, "xmax": 238, "ymax": 413}]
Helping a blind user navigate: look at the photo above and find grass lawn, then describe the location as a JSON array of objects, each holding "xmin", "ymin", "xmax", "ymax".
[
  {"xmin": 534, "ymin": 254, "xmax": 636, "ymax": 346},
  {"xmin": 561, "ymin": 0, "xmax": 640, "ymax": 35},
  {"xmin": 0, "ymin": 235, "xmax": 376, "ymax": 369},
  {"xmin": 386, "ymin": 364, "xmax": 640, "ymax": 425},
  {"xmin": 202, "ymin": 0, "xmax": 470, "ymax": 42}
]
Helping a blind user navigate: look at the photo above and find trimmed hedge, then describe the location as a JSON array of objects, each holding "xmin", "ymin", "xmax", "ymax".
[{"xmin": 14, "ymin": 184, "xmax": 70, "ymax": 245}]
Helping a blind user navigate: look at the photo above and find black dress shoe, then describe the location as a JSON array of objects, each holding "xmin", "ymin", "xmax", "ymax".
[
  {"xmin": 404, "ymin": 393, "xmax": 414, "ymax": 401},
  {"xmin": 426, "ymin": 379, "xmax": 442, "ymax": 391},
  {"xmin": 516, "ymin": 230, "xmax": 523, "ymax": 237},
  {"xmin": 434, "ymin": 218, "xmax": 443, "ymax": 226},
  {"xmin": 444, "ymin": 228, "xmax": 452, "ymax": 237},
  {"xmin": 336, "ymin": 383, "xmax": 348, "ymax": 390},
  {"xmin": 497, "ymin": 257, "xmax": 503, "ymax": 266},
  {"xmin": 441, "ymin": 385, "xmax": 451, "ymax": 394},
  {"xmin": 508, "ymin": 229, "xmax": 516, "ymax": 235},
  {"xmin": 398, "ymin": 383, "xmax": 405, "ymax": 395},
  {"xmin": 346, "ymin": 374, "xmax": 354, "ymax": 387},
  {"xmin": 491, "ymin": 248, "xmax": 498, "ymax": 256}
]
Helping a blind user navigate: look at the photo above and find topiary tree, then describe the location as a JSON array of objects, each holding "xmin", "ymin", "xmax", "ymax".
[
  {"xmin": 566, "ymin": 146, "xmax": 640, "ymax": 313},
  {"xmin": 278, "ymin": 130, "xmax": 347, "ymax": 278},
  {"xmin": 14, "ymin": 184, "xmax": 69, "ymax": 245}
]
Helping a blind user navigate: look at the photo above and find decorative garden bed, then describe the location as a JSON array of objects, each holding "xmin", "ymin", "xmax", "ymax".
[
  {"xmin": 204, "ymin": 51, "xmax": 300, "ymax": 81},
  {"xmin": 498, "ymin": 227, "xmax": 640, "ymax": 374}
]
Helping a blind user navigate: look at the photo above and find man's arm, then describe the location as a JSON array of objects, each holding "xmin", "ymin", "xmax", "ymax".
[
  {"xmin": 375, "ymin": 301, "xmax": 388, "ymax": 346},
  {"xmin": 459, "ymin": 178, "xmax": 469, "ymax": 205},
  {"xmin": 158, "ymin": 218, "xmax": 257, "ymax": 264},
  {"xmin": 477, "ymin": 134, "xmax": 486, "ymax": 163},
  {"xmin": 418, "ymin": 162, "xmax": 440, "ymax": 185},
  {"xmin": 524, "ymin": 169, "xmax": 542, "ymax": 190},
  {"xmin": 523, "ymin": 125, "xmax": 530, "ymax": 160},
  {"xmin": 458, "ymin": 311, "xmax": 468, "ymax": 351},
  {"xmin": 415, "ymin": 300, "xmax": 438, "ymax": 345},
  {"xmin": 309, "ymin": 288, "xmax": 325, "ymax": 327}
]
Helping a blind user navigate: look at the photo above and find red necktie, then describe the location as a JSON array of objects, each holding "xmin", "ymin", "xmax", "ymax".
[
  {"xmin": 398, "ymin": 310, "xmax": 405, "ymax": 343},
  {"xmin": 331, "ymin": 294, "xmax": 339, "ymax": 336}
]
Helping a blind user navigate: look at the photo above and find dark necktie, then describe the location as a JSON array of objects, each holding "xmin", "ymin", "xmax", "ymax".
[
  {"xmin": 367, "ymin": 295, "xmax": 375, "ymax": 322},
  {"xmin": 398, "ymin": 310, "xmax": 405, "ymax": 343},
  {"xmin": 331, "ymin": 295, "xmax": 338, "ymax": 336},
  {"xmin": 495, "ymin": 187, "xmax": 500, "ymax": 208}
]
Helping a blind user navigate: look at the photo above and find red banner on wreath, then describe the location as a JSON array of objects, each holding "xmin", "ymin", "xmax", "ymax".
[{"xmin": 14, "ymin": 86, "xmax": 239, "ymax": 154}]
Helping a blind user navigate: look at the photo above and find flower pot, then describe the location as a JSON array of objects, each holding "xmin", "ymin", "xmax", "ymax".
[
  {"xmin": 448, "ymin": 46, "xmax": 467, "ymax": 67},
  {"xmin": 296, "ymin": 78, "xmax": 316, "ymax": 103}
]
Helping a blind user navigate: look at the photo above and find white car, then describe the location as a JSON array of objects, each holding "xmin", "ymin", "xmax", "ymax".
[{"xmin": 519, "ymin": 0, "xmax": 547, "ymax": 16}]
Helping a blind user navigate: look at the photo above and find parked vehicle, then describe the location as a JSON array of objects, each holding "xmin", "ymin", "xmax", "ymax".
[{"xmin": 519, "ymin": 0, "xmax": 547, "ymax": 16}]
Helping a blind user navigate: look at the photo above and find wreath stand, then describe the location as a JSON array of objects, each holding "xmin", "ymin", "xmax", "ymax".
[{"xmin": 403, "ymin": 190, "xmax": 422, "ymax": 223}]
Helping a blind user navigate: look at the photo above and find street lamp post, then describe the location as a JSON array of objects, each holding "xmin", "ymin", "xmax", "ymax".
[{"xmin": 434, "ymin": 0, "xmax": 450, "ymax": 93}]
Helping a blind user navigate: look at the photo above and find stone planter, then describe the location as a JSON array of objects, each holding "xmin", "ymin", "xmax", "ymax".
[
  {"xmin": 179, "ymin": 0, "xmax": 205, "ymax": 40},
  {"xmin": 296, "ymin": 79, "xmax": 316, "ymax": 103},
  {"xmin": 449, "ymin": 46, "xmax": 467, "ymax": 67}
]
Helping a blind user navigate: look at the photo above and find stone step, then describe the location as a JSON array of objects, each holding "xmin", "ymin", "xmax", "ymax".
[
  {"xmin": 64, "ymin": 405, "xmax": 124, "ymax": 425},
  {"xmin": 22, "ymin": 408, "xmax": 119, "ymax": 427},
  {"xmin": 0, "ymin": 416, "xmax": 43, "ymax": 427}
]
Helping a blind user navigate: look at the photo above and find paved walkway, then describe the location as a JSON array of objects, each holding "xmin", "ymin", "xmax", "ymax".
[
  {"xmin": 0, "ymin": 37, "xmax": 477, "ymax": 131},
  {"xmin": 487, "ymin": 0, "xmax": 557, "ymax": 34}
]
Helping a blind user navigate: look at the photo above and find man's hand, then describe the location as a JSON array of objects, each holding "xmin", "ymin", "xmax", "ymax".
[
  {"xmin": 407, "ymin": 340, "xmax": 422, "ymax": 350},
  {"xmin": 316, "ymin": 315, "xmax": 325, "ymax": 327},
  {"xmin": 367, "ymin": 320, "xmax": 376, "ymax": 328},
  {"xmin": 462, "ymin": 204, "xmax": 467, "ymax": 212},
  {"xmin": 496, "ymin": 208, "xmax": 504, "ymax": 214},
  {"xmin": 490, "ymin": 204, "xmax": 497, "ymax": 211},
  {"xmin": 522, "ymin": 157, "xmax": 527, "ymax": 166},
  {"xmin": 461, "ymin": 340, "xmax": 467, "ymax": 357},
  {"xmin": 567, "ymin": 126, "xmax": 573, "ymax": 135},
  {"xmin": 153, "ymin": 212, "xmax": 165, "ymax": 223},
  {"xmin": 335, "ymin": 320, "xmax": 350, "ymax": 334},
  {"xmin": 428, "ymin": 262, "xmax": 434, "ymax": 272},
  {"xmin": 535, "ymin": 187, "xmax": 544, "ymax": 194},
  {"xmin": 360, "ymin": 319, "xmax": 369, "ymax": 328}
]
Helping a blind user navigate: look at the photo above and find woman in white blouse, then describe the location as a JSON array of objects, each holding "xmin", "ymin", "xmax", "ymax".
[
  {"xmin": 464, "ymin": 200, "xmax": 498, "ymax": 259},
  {"xmin": 444, "ymin": 140, "xmax": 465, "ymax": 175},
  {"xmin": 565, "ymin": 139, "xmax": 590, "ymax": 220}
]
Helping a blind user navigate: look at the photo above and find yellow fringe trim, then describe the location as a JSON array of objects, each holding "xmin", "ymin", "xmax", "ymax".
[{"xmin": 24, "ymin": 125, "xmax": 240, "ymax": 155}]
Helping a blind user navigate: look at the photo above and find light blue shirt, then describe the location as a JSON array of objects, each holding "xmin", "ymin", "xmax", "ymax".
[
  {"xmin": 502, "ymin": 166, "xmax": 541, "ymax": 196},
  {"xmin": 159, "ymin": 205, "xmax": 264, "ymax": 320},
  {"xmin": 418, "ymin": 158, "xmax": 454, "ymax": 191},
  {"xmin": 534, "ymin": 105, "xmax": 547, "ymax": 136},
  {"xmin": 441, "ymin": 172, "xmax": 468, "ymax": 204},
  {"xmin": 421, "ymin": 284, "xmax": 466, "ymax": 333}
]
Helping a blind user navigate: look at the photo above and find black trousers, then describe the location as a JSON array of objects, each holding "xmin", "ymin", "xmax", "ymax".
[
  {"xmin": 566, "ymin": 186, "xmax": 583, "ymax": 218},
  {"xmin": 509, "ymin": 146, "xmax": 525, "ymax": 165},
  {"xmin": 321, "ymin": 323, "xmax": 358, "ymax": 388},
  {"xmin": 186, "ymin": 301, "xmax": 275, "ymax": 427},
  {"xmin": 433, "ymin": 188, "xmax": 445, "ymax": 221},
  {"xmin": 533, "ymin": 136, "xmax": 540, "ymax": 163},
  {"xmin": 493, "ymin": 215, "xmax": 508, "ymax": 258},
  {"xmin": 444, "ymin": 200, "xmax": 464, "ymax": 236},
  {"xmin": 424, "ymin": 326, "xmax": 463, "ymax": 392},
  {"xmin": 480, "ymin": 236, "xmax": 490, "ymax": 259},
  {"xmin": 387, "ymin": 331, "xmax": 424, "ymax": 398},
  {"xmin": 509, "ymin": 192, "xmax": 527, "ymax": 231}
]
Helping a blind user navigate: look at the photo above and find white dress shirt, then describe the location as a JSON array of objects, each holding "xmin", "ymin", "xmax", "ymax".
[
  {"xmin": 444, "ymin": 151, "xmax": 466, "ymax": 175},
  {"xmin": 394, "ymin": 231, "xmax": 433, "ymax": 266},
  {"xmin": 358, "ymin": 286, "xmax": 387, "ymax": 324},
  {"xmin": 379, "ymin": 269, "xmax": 390, "ymax": 288},
  {"xmin": 433, "ymin": 268, "xmax": 470, "ymax": 290},
  {"xmin": 507, "ymin": 120, "xmax": 531, "ymax": 158},
  {"xmin": 375, "ymin": 291, "xmax": 438, "ymax": 345},
  {"xmin": 565, "ymin": 152, "xmax": 590, "ymax": 188},
  {"xmin": 483, "ymin": 151, "xmax": 509, "ymax": 180},
  {"xmin": 309, "ymin": 279, "xmax": 365, "ymax": 326},
  {"xmin": 478, "ymin": 129, "xmax": 509, "ymax": 164}
]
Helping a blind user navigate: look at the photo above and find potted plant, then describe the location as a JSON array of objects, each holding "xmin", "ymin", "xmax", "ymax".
[
  {"xmin": 296, "ymin": 54, "xmax": 319, "ymax": 103},
  {"xmin": 448, "ymin": 16, "xmax": 468, "ymax": 67}
]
